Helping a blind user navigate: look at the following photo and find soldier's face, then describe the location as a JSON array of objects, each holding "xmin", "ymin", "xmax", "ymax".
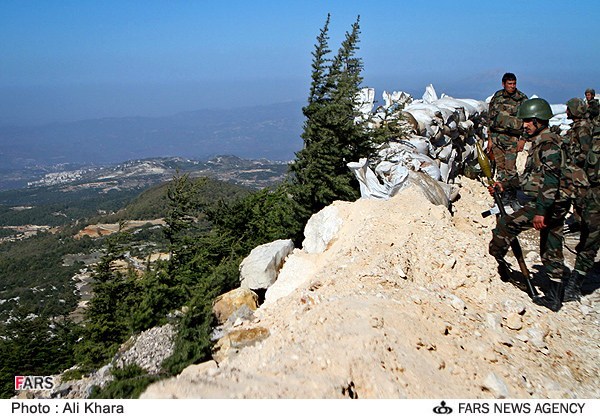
[
  {"xmin": 586, "ymin": 92, "xmax": 593, "ymax": 101},
  {"xmin": 522, "ymin": 118, "xmax": 537, "ymax": 136},
  {"xmin": 503, "ymin": 80, "xmax": 517, "ymax": 94}
]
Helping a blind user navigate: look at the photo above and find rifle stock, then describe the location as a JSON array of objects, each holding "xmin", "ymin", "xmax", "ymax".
[{"xmin": 476, "ymin": 141, "xmax": 541, "ymax": 301}]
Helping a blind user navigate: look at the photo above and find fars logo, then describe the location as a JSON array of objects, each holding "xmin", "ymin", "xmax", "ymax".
[{"xmin": 14, "ymin": 376, "xmax": 55, "ymax": 391}]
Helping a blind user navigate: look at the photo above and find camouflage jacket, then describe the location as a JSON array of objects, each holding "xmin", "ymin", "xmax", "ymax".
[
  {"xmin": 565, "ymin": 118, "xmax": 594, "ymax": 169},
  {"xmin": 488, "ymin": 88, "xmax": 528, "ymax": 136},
  {"xmin": 586, "ymin": 98, "xmax": 600, "ymax": 126},
  {"xmin": 520, "ymin": 128, "xmax": 567, "ymax": 215}
]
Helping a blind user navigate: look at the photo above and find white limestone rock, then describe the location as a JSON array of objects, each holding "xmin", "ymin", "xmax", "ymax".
[
  {"xmin": 239, "ymin": 239, "xmax": 294, "ymax": 290},
  {"xmin": 264, "ymin": 250, "xmax": 318, "ymax": 305},
  {"xmin": 302, "ymin": 206, "xmax": 343, "ymax": 254},
  {"xmin": 483, "ymin": 372, "xmax": 510, "ymax": 398}
]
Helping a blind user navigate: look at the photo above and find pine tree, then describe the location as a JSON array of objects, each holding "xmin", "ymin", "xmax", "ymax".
[
  {"xmin": 0, "ymin": 313, "xmax": 79, "ymax": 398},
  {"xmin": 74, "ymin": 231, "xmax": 142, "ymax": 368},
  {"xmin": 290, "ymin": 15, "xmax": 373, "ymax": 216},
  {"xmin": 307, "ymin": 13, "xmax": 331, "ymax": 107},
  {"xmin": 164, "ymin": 173, "xmax": 207, "ymax": 273}
]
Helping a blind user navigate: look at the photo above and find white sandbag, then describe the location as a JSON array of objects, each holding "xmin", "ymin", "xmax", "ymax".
[
  {"xmin": 405, "ymin": 170, "xmax": 449, "ymax": 207},
  {"xmin": 434, "ymin": 106, "xmax": 458, "ymax": 124},
  {"xmin": 436, "ymin": 142, "xmax": 454, "ymax": 162},
  {"xmin": 353, "ymin": 84, "xmax": 492, "ymax": 186},
  {"xmin": 403, "ymin": 108, "xmax": 441, "ymax": 137},
  {"xmin": 382, "ymin": 90, "xmax": 412, "ymax": 109},
  {"xmin": 376, "ymin": 141, "xmax": 414, "ymax": 163},
  {"xmin": 459, "ymin": 120, "xmax": 474, "ymax": 132},
  {"xmin": 550, "ymin": 103, "xmax": 567, "ymax": 116},
  {"xmin": 429, "ymin": 131, "xmax": 451, "ymax": 148},
  {"xmin": 427, "ymin": 124, "xmax": 445, "ymax": 143},
  {"xmin": 438, "ymin": 147, "xmax": 457, "ymax": 183},
  {"xmin": 375, "ymin": 161, "xmax": 410, "ymax": 189},
  {"xmin": 549, "ymin": 113, "xmax": 571, "ymax": 128},
  {"xmin": 457, "ymin": 98, "xmax": 488, "ymax": 115},
  {"xmin": 422, "ymin": 84, "xmax": 438, "ymax": 103},
  {"xmin": 372, "ymin": 140, "xmax": 442, "ymax": 181},
  {"xmin": 405, "ymin": 135, "xmax": 431, "ymax": 156},
  {"xmin": 405, "ymin": 102, "xmax": 444, "ymax": 119},
  {"xmin": 461, "ymin": 142, "xmax": 476, "ymax": 163},
  {"xmin": 410, "ymin": 153, "xmax": 442, "ymax": 181},
  {"xmin": 347, "ymin": 158, "xmax": 408, "ymax": 200},
  {"xmin": 445, "ymin": 149, "xmax": 458, "ymax": 183},
  {"xmin": 435, "ymin": 96, "xmax": 483, "ymax": 119},
  {"xmin": 431, "ymin": 103, "xmax": 462, "ymax": 124},
  {"xmin": 439, "ymin": 162, "xmax": 450, "ymax": 184},
  {"xmin": 356, "ymin": 87, "xmax": 375, "ymax": 115}
]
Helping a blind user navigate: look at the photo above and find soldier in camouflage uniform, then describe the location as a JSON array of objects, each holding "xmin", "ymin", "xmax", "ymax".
[
  {"xmin": 489, "ymin": 98, "xmax": 571, "ymax": 312},
  {"xmin": 487, "ymin": 73, "xmax": 528, "ymax": 194},
  {"xmin": 564, "ymin": 98, "xmax": 594, "ymax": 230},
  {"xmin": 565, "ymin": 98, "xmax": 600, "ymax": 302},
  {"xmin": 585, "ymin": 88, "xmax": 600, "ymax": 127}
]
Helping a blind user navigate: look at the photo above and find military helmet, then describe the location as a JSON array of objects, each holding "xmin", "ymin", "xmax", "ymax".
[
  {"xmin": 585, "ymin": 88, "xmax": 596, "ymax": 96},
  {"xmin": 566, "ymin": 97, "xmax": 587, "ymax": 119},
  {"xmin": 516, "ymin": 98, "xmax": 553, "ymax": 120}
]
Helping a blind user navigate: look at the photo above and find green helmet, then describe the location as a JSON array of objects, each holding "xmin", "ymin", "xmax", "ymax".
[
  {"xmin": 516, "ymin": 98, "xmax": 553, "ymax": 120},
  {"xmin": 566, "ymin": 97, "xmax": 587, "ymax": 119}
]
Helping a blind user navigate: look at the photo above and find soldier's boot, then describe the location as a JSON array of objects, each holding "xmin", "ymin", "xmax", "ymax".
[
  {"xmin": 495, "ymin": 258, "xmax": 511, "ymax": 282},
  {"xmin": 534, "ymin": 280, "xmax": 564, "ymax": 312},
  {"xmin": 563, "ymin": 270, "xmax": 584, "ymax": 303}
]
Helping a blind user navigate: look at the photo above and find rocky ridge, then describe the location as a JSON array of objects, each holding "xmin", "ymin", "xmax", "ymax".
[{"xmin": 140, "ymin": 177, "xmax": 600, "ymax": 399}]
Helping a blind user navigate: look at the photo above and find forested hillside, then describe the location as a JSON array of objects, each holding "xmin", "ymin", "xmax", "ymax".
[{"xmin": 0, "ymin": 176, "xmax": 255, "ymax": 397}]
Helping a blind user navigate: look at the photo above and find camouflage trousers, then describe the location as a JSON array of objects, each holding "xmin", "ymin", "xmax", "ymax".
[
  {"xmin": 489, "ymin": 200, "xmax": 571, "ymax": 283},
  {"xmin": 491, "ymin": 132, "xmax": 520, "ymax": 184},
  {"xmin": 574, "ymin": 186, "xmax": 600, "ymax": 274}
]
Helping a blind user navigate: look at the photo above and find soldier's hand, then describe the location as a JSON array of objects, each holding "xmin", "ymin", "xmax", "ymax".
[
  {"xmin": 533, "ymin": 215, "xmax": 546, "ymax": 230},
  {"xmin": 517, "ymin": 139, "xmax": 525, "ymax": 152},
  {"xmin": 488, "ymin": 182, "xmax": 503, "ymax": 196}
]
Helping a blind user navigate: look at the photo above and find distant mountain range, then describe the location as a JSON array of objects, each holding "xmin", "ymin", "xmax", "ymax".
[{"xmin": 0, "ymin": 101, "xmax": 305, "ymax": 171}]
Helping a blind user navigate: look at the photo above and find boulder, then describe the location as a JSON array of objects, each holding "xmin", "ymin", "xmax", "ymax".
[
  {"xmin": 212, "ymin": 326, "xmax": 270, "ymax": 363},
  {"xmin": 302, "ymin": 205, "xmax": 344, "ymax": 253},
  {"xmin": 239, "ymin": 239, "xmax": 294, "ymax": 290},
  {"xmin": 264, "ymin": 250, "xmax": 318, "ymax": 305},
  {"xmin": 212, "ymin": 287, "xmax": 259, "ymax": 325}
]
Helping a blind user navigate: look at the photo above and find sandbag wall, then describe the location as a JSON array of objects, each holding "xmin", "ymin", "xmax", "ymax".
[{"xmin": 356, "ymin": 84, "xmax": 488, "ymax": 185}]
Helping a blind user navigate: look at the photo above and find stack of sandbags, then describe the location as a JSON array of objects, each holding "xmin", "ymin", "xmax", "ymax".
[
  {"xmin": 352, "ymin": 86, "xmax": 586, "ymax": 201},
  {"xmin": 367, "ymin": 84, "xmax": 488, "ymax": 184},
  {"xmin": 350, "ymin": 85, "xmax": 488, "ymax": 199},
  {"xmin": 549, "ymin": 103, "xmax": 571, "ymax": 134}
]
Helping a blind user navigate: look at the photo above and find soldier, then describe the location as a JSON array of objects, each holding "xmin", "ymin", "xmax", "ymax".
[
  {"xmin": 489, "ymin": 98, "xmax": 571, "ymax": 312},
  {"xmin": 487, "ymin": 73, "xmax": 528, "ymax": 198},
  {"xmin": 564, "ymin": 98, "xmax": 594, "ymax": 231},
  {"xmin": 565, "ymin": 100, "xmax": 600, "ymax": 302},
  {"xmin": 584, "ymin": 88, "xmax": 599, "ymax": 127}
]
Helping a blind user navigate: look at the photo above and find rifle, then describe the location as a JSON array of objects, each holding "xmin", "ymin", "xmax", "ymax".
[{"xmin": 476, "ymin": 141, "xmax": 541, "ymax": 301}]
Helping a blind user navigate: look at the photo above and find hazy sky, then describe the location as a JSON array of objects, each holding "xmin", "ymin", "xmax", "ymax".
[{"xmin": 1, "ymin": 0, "xmax": 598, "ymax": 125}]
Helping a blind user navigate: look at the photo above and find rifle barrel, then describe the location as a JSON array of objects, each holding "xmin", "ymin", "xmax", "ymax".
[{"xmin": 477, "ymin": 140, "xmax": 541, "ymax": 301}]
